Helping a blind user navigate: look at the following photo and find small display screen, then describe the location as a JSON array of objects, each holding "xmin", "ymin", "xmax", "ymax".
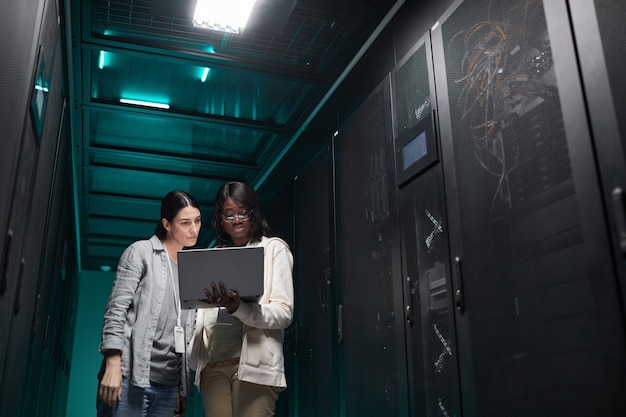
[{"xmin": 402, "ymin": 130, "xmax": 427, "ymax": 170}]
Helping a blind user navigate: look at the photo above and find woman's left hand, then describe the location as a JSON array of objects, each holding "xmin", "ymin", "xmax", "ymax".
[{"xmin": 205, "ymin": 281, "xmax": 241, "ymax": 314}]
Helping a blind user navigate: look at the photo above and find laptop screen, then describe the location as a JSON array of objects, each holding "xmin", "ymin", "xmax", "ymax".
[{"xmin": 177, "ymin": 246, "xmax": 264, "ymax": 309}]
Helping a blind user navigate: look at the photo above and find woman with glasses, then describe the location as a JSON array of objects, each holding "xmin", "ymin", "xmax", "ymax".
[{"xmin": 188, "ymin": 181, "xmax": 294, "ymax": 417}]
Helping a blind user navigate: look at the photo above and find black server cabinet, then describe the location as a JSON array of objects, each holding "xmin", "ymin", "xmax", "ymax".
[
  {"xmin": 30, "ymin": 155, "xmax": 73, "ymax": 417},
  {"xmin": 0, "ymin": 0, "xmax": 46, "ymax": 385},
  {"xmin": 0, "ymin": 0, "xmax": 75, "ymax": 415},
  {"xmin": 569, "ymin": 0, "xmax": 626, "ymax": 302},
  {"xmin": 333, "ymin": 78, "xmax": 408, "ymax": 416},
  {"xmin": 262, "ymin": 182, "xmax": 295, "ymax": 417},
  {"xmin": 293, "ymin": 150, "xmax": 335, "ymax": 417},
  {"xmin": 1, "ymin": 0, "xmax": 68, "ymax": 411},
  {"xmin": 432, "ymin": 0, "xmax": 626, "ymax": 415},
  {"xmin": 391, "ymin": 33, "xmax": 461, "ymax": 417}
]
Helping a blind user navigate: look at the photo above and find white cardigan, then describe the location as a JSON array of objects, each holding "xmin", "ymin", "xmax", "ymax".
[{"xmin": 189, "ymin": 236, "xmax": 294, "ymax": 388}]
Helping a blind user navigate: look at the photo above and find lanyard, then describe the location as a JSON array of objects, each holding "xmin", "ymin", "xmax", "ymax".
[{"xmin": 166, "ymin": 251, "xmax": 182, "ymax": 328}]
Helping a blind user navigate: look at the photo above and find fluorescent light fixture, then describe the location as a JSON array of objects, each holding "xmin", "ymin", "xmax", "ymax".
[
  {"xmin": 201, "ymin": 67, "xmax": 210, "ymax": 82},
  {"xmin": 120, "ymin": 98, "xmax": 170, "ymax": 109},
  {"xmin": 193, "ymin": 0, "xmax": 257, "ymax": 34},
  {"xmin": 99, "ymin": 51, "xmax": 105, "ymax": 69}
]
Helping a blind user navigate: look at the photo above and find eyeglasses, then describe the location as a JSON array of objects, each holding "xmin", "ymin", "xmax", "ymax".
[{"xmin": 221, "ymin": 210, "xmax": 253, "ymax": 222}]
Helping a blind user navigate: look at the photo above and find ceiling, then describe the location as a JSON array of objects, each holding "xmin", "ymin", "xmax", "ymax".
[{"xmin": 65, "ymin": 0, "xmax": 401, "ymax": 271}]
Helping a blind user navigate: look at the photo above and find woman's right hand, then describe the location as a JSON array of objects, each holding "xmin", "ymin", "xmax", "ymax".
[{"xmin": 98, "ymin": 352, "xmax": 123, "ymax": 408}]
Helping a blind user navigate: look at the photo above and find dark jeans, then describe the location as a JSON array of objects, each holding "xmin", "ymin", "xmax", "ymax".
[{"xmin": 96, "ymin": 377, "xmax": 178, "ymax": 417}]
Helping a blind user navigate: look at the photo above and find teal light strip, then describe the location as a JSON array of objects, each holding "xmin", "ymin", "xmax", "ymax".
[{"xmin": 119, "ymin": 98, "xmax": 170, "ymax": 109}]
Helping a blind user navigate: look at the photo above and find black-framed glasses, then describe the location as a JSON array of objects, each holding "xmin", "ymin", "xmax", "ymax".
[{"xmin": 221, "ymin": 210, "xmax": 253, "ymax": 222}]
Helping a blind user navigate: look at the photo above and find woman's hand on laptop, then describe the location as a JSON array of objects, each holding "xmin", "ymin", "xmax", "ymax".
[{"xmin": 205, "ymin": 281, "xmax": 240, "ymax": 313}]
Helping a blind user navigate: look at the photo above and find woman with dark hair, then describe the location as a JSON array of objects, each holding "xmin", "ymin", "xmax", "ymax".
[
  {"xmin": 97, "ymin": 190, "xmax": 202, "ymax": 417},
  {"xmin": 211, "ymin": 181, "xmax": 271, "ymax": 246},
  {"xmin": 188, "ymin": 181, "xmax": 294, "ymax": 417}
]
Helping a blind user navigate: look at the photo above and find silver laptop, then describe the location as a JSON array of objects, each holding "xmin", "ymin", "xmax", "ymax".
[{"xmin": 177, "ymin": 246, "xmax": 264, "ymax": 309}]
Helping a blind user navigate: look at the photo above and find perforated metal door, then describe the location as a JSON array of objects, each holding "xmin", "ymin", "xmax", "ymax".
[
  {"xmin": 392, "ymin": 36, "xmax": 461, "ymax": 417},
  {"xmin": 433, "ymin": 0, "xmax": 626, "ymax": 415},
  {"xmin": 294, "ymin": 151, "xmax": 335, "ymax": 417},
  {"xmin": 334, "ymin": 79, "xmax": 406, "ymax": 416}
]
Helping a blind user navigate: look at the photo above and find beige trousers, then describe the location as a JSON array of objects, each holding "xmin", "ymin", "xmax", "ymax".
[{"xmin": 200, "ymin": 357, "xmax": 280, "ymax": 417}]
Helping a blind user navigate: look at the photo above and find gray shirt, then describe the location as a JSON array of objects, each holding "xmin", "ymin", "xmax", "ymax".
[{"xmin": 150, "ymin": 255, "xmax": 181, "ymax": 385}]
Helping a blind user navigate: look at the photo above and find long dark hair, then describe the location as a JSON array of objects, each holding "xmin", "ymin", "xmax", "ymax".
[
  {"xmin": 212, "ymin": 181, "xmax": 271, "ymax": 246},
  {"xmin": 155, "ymin": 190, "xmax": 201, "ymax": 240}
]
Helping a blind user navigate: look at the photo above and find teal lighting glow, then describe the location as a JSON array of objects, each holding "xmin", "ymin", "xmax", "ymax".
[
  {"xmin": 120, "ymin": 98, "xmax": 170, "ymax": 109},
  {"xmin": 193, "ymin": 0, "xmax": 257, "ymax": 34},
  {"xmin": 201, "ymin": 67, "xmax": 210, "ymax": 82},
  {"xmin": 35, "ymin": 84, "xmax": 49, "ymax": 93},
  {"xmin": 99, "ymin": 51, "xmax": 105, "ymax": 69}
]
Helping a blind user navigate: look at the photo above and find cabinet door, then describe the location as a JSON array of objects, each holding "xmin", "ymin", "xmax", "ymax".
[
  {"xmin": 293, "ymin": 150, "xmax": 336, "ymax": 417},
  {"xmin": 24, "ymin": 144, "xmax": 71, "ymax": 416},
  {"xmin": 570, "ymin": 0, "xmax": 626, "ymax": 301},
  {"xmin": 432, "ymin": 0, "xmax": 626, "ymax": 415},
  {"xmin": 0, "ymin": 102, "xmax": 40, "ymax": 405},
  {"xmin": 391, "ymin": 34, "xmax": 461, "ymax": 417},
  {"xmin": 333, "ymin": 78, "xmax": 408, "ymax": 416}
]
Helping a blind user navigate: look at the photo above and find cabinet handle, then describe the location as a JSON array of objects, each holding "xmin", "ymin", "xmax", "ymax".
[
  {"xmin": 32, "ymin": 294, "xmax": 42, "ymax": 336},
  {"xmin": 454, "ymin": 256, "xmax": 465, "ymax": 312},
  {"xmin": 405, "ymin": 303, "xmax": 412, "ymax": 326},
  {"xmin": 1, "ymin": 230, "xmax": 13, "ymax": 296},
  {"xmin": 44, "ymin": 315, "xmax": 51, "ymax": 349},
  {"xmin": 13, "ymin": 258, "xmax": 25, "ymax": 315},
  {"xmin": 337, "ymin": 304, "xmax": 344, "ymax": 343},
  {"xmin": 405, "ymin": 275, "xmax": 413, "ymax": 326},
  {"xmin": 611, "ymin": 187, "xmax": 626, "ymax": 255}
]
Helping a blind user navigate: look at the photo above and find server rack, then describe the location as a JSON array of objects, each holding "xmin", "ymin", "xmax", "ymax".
[
  {"xmin": 432, "ymin": 0, "xmax": 626, "ymax": 414},
  {"xmin": 391, "ymin": 31, "xmax": 461, "ymax": 417},
  {"xmin": 293, "ymin": 150, "xmax": 336, "ymax": 417},
  {"xmin": 332, "ymin": 78, "xmax": 408, "ymax": 416},
  {"xmin": 0, "ymin": 0, "xmax": 76, "ymax": 415}
]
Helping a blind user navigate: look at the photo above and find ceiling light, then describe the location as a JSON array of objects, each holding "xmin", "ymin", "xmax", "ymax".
[
  {"xmin": 193, "ymin": 0, "xmax": 257, "ymax": 34},
  {"xmin": 120, "ymin": 98, "xmax": 170, "ymax": 109},
  {"xmin": 201, "ymin": 67, "xmax": 210, "ymax": 82},
  {"xmin": 98, "ymin": 51, "xmax": 106, "ymax": 69}
]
